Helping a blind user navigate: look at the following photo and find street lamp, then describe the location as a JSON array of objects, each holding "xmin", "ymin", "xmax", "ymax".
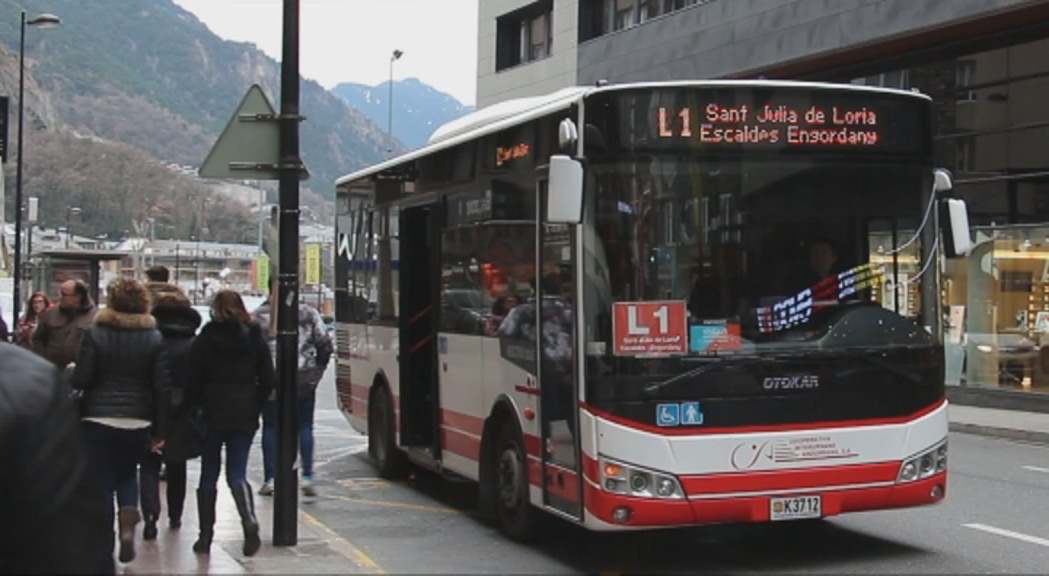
[
  {"xmin": 387, "ymin": 49, "xmax": 403, "ymax": 156},
  {"xmin": 65, "ymin": 206, "xmax": 81, "ymax": 248},
  {"xmin": 146, "ymin": 217, "xmax": 156, "ymax": 267},
  {"xmin": 12, "ymin": 11, "xmax": 60, "ymax": 325}
]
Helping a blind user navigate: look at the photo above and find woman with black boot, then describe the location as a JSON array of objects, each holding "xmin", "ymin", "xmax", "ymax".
[
  {"xmin": 139, "ymin": 289, "xmax": 202, "ymax": 539},
  {"xmin": 185, "ymin": 290, "xmax": 274, "ymax": 557},
  {"xmin": 72, "ymin": 278, "xmax": 170, "ymax": 565}
]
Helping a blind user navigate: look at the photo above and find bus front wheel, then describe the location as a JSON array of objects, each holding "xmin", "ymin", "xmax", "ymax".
[
  {"xmin": 368, "ymin": 385, "xmax": 409, "ymax": 479},
  {"xmin": 493, "ymin": 421, "xmax": 538, "ymax": 542}
]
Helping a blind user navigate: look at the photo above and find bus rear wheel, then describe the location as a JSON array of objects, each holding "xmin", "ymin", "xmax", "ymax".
[
  {"xmin": 368, "ymin": 385, "xmax": 409, "ymax": 479},
  {"xmin": 492, "ymin": 421, "xmax": 538, "ymax": 542}
]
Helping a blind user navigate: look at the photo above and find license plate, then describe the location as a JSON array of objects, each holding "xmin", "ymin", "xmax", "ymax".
[{"xmin": 770, "ymin": 495, "xmax": 821, "ymax": 521}]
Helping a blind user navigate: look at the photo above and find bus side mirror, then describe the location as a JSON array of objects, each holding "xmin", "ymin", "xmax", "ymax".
[
  {"xmin": 942, "ymin": 198, "xmax": 973, "ymax": 258},
  {"xmin": 547, "ymin": 155, "xmax": 584, "ymax": 224},
  {"xmin": 934, "ymin": 169, "xmax": 973, "ymax": 258}
]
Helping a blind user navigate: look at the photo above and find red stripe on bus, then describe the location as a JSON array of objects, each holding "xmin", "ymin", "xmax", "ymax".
[
  {"xmin": 680, "ymin": 461, "xmax": 901, "ymax": 495},
  {"xmin": 580, "ymin": 398, "xmax": 945, "ymax": 436},
  {"xmin": 583, "ymin": 453, "xmax": 900, "ymax": 496},
  {"xmin": 440, "ymin": 428, "xmax": 481, "ymax": 461},
  {"xmin": 440, "ymin": 409, "xmax": 485, "ymax": 436},
  {"xmin": 513, "ymin": 384, "xmax": 540, "ymax": 396},
  {"xmin": 583, "ymin": 472, "xmax": 946, "ymax": 526},
  {"xmin": 525, "ymin": 456, "xmax": 580, "ymax": 503}
]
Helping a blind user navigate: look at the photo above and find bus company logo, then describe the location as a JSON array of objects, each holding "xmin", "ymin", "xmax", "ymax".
[
  {"xmin": 762, "ymin": 375, "xmax": 819, "ymax": 391},
  {"xmin": 730, "ymin": 436, "xmax": 857, "ymax": 470}
]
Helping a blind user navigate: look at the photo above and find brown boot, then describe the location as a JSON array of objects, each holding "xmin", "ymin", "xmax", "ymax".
[{"xmin": 118, "ymin": 506, "xmax": 141, "ymax": 563}]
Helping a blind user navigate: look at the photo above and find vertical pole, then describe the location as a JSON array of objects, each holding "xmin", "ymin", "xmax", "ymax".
[
  {"xmin": 12, "ymin": 11, "xmax": 25, "ymax": 326},
  {"xmin": 274, "ymin": 0, "xmax": 302, "ymax": 547},
  {"xmin": 258, "ymin": 187, "xmax": 265, "ymax": 250}
]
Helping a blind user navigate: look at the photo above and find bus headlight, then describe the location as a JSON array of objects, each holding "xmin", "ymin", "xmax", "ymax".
[
  {"xmin": 897, "ymin": 440, "xmax": 947, "ymax": 483},
  {"xmin": 599, "ymin": 456, "xmax": 684, "ymax": 500}
]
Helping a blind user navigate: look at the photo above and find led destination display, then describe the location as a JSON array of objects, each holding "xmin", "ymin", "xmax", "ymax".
[{"xmin": 594, "ymin": 86, "xmax": 932, "ymax": 157}]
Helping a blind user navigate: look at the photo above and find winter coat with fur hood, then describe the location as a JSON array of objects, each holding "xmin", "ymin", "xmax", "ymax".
[
  {"xmin": 71, "ymin": 305, "xmax": 170, "ymax": 438},
  {"xmin": 186, "ymin": 319, "xmax": 274, "ymax": 432}
]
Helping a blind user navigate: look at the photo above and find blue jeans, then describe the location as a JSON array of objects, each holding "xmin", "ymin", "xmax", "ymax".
[
  {"xmin": 198, "ymin": 429, "xmax": 255, "ymax": 490},
  {"xmin": 261, "ymin": 393, "xmax": 316, "ymax": 482},
  {"xmin": 80, "ymin": 421, "xmax": 149, "ymax": 509}
]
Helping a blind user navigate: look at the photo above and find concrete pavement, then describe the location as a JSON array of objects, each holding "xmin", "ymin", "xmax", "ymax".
[
  {"xmin": 121, "ymin": 475, "xmax": 380, "ymax": 575},
  {"xmin": 949, "ymin": 403, "xmax": 1049, "ymax": 445}
]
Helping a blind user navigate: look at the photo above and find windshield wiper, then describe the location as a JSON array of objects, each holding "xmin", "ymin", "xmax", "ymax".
[{"xmin": 641, "ymin": 357, "xmax": 732, "ymax": 398}]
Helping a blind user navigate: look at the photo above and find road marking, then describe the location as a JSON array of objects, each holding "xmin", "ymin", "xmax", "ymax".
[
  {"xmin": 1022, "ymin": 465, "xmax": 1049, "ymax": 474},
  {"xmin": 328, "ymin": 493, "xmax": 472, "ymax": 515},
  {"xmin": 963, "ymin": 523, "xmax": 1049, "ymax": 548},
  {"xmin": 299, "ymin": 509, "xmax": 385, "ymax": 573}
]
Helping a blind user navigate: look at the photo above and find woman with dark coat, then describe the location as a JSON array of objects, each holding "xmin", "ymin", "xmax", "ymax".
[
  {"xmin": 186, "ymin": 290, "xmax": 274, "ymax": 557},
  {"xmin": 138, "ymin": 289, "xmax": 202, "ymax": 539},
  {"xmin": 72, "ymin": 277, "xmax": 170, "ymax": 565}
]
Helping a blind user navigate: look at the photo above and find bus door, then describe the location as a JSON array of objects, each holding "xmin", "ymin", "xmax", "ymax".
[
  {"xmin": 398, "ymin": 203, "xmax": 441, "ymax": 458},
  {"xmin": 537, "ymin": 174, "xmax": 583, "ymax": 519}
]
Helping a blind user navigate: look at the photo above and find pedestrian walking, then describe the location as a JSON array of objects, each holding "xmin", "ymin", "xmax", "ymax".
[
  {"xmin": 0, "ymin": 342, "xmax": 115, "ymax": 574},
  {"xmin": 33, "ymin": 279, "xmax": 97, "ymax": 369},
  {"xmin": 253, "ymin": 283, "xmax": 333, "ymax": 497},
  {"xmin": 71, "ymin": 277, "xmax": 170, "ymax": 565},
  {"xmin": 16, "ymin": 292, "xmax": 51, "ymax": 348},
  {"xmin": 186, "ymin": 290, "xmax": 274, "ymax": 557},
  {"xmin": 138, "ymin": 288, "xmax": 202, "ymax": 540}
]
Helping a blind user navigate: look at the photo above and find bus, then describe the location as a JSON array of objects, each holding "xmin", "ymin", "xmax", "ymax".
[{"xmin": 333, "ymin": 80, "xmax": 972, "ymax": 540}]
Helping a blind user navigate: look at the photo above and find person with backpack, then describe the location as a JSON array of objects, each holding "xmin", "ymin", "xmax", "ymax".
[{"xmin": 252, "ymin": 278, "xmax": 333, "ymax": 497}]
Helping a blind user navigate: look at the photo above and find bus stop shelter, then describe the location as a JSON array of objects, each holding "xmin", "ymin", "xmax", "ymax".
[{"xmin": 32, "ymin": 249, "xmax": 128, "ymax": 305}]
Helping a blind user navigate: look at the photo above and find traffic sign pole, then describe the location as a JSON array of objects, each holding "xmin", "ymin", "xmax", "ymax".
[{"xmin": 273, "ymin": 0, "xmax": 302, "ymax": 547}]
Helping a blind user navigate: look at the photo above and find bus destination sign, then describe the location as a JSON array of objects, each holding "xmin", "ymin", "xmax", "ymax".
[
  {"xmin": 595, "ymin": 87, "xmax": 932, "ymax": 156},
  {"xmin": 657, "ymin": 103, "xmax": 880, "ymax": 147}
]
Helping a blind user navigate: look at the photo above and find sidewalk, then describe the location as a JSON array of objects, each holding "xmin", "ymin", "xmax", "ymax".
[
  {"xmin": 121, "ymin": 479, "xmax": 378, "ymax": 575},
  {"xmin": 949, "ymin": 403, "xmax": 1049, "ymax": 445}
]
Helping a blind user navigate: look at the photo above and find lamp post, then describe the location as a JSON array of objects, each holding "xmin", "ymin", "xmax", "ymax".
[
  {"xmin": 12, "ymin": 11, "xmax": 60, "ymax": 326},
  {"xmin": 147, "ymin": 217, "xmax": 156, "ymax": 267},
  {"xmin": 64, "ymin": 206, "xmax": 81, "ymax": 249},
  {"xmin": 386, "ymin": 49, "xmax": 402, "ymax": 156}
]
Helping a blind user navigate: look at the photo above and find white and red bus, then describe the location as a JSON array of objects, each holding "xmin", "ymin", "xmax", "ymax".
[{"xmin": 333, "ymin": 80, "xmax": 972, "ymax": 541}]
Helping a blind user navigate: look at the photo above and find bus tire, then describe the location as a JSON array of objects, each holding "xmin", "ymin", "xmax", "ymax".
[
  {"xmin": 492, "ymin": 420, "xmax": 538, "ymax": 542},
  {"xmin": 368, "ymin": 385, "xmax": 409, "ymax": 480}
]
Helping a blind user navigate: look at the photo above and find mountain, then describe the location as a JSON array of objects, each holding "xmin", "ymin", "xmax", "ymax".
[
  {"xmin": 333, "ymin": 78, "xmax": 474, "ymax": 150},
  {"xmin": 0, "ymin": 0, "xmax": 405, "ymax": 241}
]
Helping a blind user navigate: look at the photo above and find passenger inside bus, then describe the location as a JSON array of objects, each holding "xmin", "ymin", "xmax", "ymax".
[{"xmin": 688, "ymin": 242, "xmax": 750, "ymax": 321}]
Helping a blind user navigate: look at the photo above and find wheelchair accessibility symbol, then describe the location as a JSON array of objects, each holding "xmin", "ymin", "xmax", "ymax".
[{"xmin": 657, "ymin": 404, "xmax": 680, "ymax": 427}]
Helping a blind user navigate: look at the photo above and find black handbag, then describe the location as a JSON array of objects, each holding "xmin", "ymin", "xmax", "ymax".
[{"xmin": 165, "ymin": 406, "xmax": 206, "ymax": 461}]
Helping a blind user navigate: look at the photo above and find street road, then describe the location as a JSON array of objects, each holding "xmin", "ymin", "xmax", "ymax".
[{"xmin": 295, "ymin": 370, "xmax": 1049, "ymax": 574}]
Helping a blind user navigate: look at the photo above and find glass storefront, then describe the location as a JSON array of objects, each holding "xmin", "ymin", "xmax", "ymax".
[{"xmin": 844, "ymin": 35, "xmax": 1049, "ymax": 393}]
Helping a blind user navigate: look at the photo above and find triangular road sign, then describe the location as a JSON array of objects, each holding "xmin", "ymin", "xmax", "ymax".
[{"xmin": 199, "ymin": 84, "xmax": 308, "ymax": 181}]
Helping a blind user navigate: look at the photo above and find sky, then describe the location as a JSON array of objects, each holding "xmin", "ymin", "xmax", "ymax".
[{"xmin": 170, "ymin": 0, "xmax": 479, "ymax": 106}]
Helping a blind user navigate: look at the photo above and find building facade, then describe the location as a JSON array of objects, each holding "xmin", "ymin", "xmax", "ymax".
[{"xmin": 477, "ymin": 0, "xmax": 1049, "ymax": 409}]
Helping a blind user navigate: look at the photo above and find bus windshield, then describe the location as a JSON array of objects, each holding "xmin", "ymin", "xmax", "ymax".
[{"xmin": 583, "ymin": 156, "xmax": 939, "ymax": 356}]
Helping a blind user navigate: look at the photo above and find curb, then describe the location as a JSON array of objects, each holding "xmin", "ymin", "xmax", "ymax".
[{"xmin": 949, "ymin": 422, "xmax": 1049, "ymax": 445}]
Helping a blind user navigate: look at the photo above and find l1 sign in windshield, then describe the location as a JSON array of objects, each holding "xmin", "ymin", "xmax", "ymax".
[{"xmin": 612, "ymin": 301, "xmax": 688, "ymax": 356}]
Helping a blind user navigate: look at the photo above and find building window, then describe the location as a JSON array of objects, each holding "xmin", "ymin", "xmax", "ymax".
[
  {"xmin": 580, "ymin": 0, "xmax": 710, "ymax": 41},
  {"xmin": 956, "ymin": 60, "xmax": 976, "ymax": 102},
  {"xmin": 860, "ymin": 70, "xmax": 910, "ymax": 89},
  {"xmin": 496, "ymin": 1, "xmax": 553, "ymax": 71}
]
